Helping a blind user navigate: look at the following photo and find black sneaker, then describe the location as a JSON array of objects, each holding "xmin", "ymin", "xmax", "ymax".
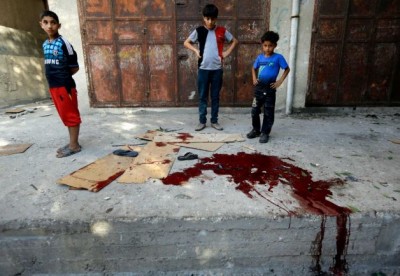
[
  {"xmin": 259, "ymin": 133, "xmax": 269, "ymax": 143},
  {"xmin": 246, "ymin": 129, "xmax": 261, "ymax": 139}
]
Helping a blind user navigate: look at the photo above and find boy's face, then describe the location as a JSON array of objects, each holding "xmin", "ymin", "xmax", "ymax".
[
  {"xmin": 39, "ymin": 16, "xmax": 61, "ymax": 38},
  {"xmin": 203, "ymin": 16, "xmax": 217, "ymax": 29},
  {"xmin": 262, "ymin": 40, "xmax": 277, "ymax": 56}
]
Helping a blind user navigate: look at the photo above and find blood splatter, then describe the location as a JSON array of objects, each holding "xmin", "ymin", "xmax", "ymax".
[
  {"xmin": 176, "ymin": 133, "xmax": 193, "ymax": 142},
  {"xmin": 162, "ymin": 152, "xmax": 352, "ymax": 274},
  {"xmin": 163, "ymin": 152, "xmax": 350, "ymax": 216}
]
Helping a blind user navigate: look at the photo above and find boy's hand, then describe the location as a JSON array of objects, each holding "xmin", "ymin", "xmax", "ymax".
[
  {"xmin": 253, "ymin": 78, "xmax": 259, "ymax": 85},
  {"xmin": 195, "ymin": 49, "xmax": 201, "ymax": 59},
  {"xmin": 270, "ymin": 80, "xmax": 282, "ymax": 89}
]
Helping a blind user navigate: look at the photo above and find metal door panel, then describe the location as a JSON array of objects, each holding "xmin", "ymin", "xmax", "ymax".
[
  {"xmin": 114, "ymin": 21, "xmax": 144, "ymax": 41},
  {"xmin": 88, "ymin": 45, "xmax": 119, "ymax": 103},
  {"xmin": 319, "ymin": 0, "xmax": 347, "ymax": 16},
  {"xmin": 346, "ymin": 19, "xmax": 373, "ymax": 41},
  {"xmin": 144, "ymin": 0, "xmax": 173, "ymax": 17},
  {"xmin": 236, "ymin": 44, "xmax": 259, "ymax": 103},
  {"xmin": 376, "ymin": 19, "xmax": 400, "ymax": 41},
  {"xmin": 368, "ymin": 43, "xmax": 396, "ymax": 102},
  {"xmin": 147, "ymin": 21, "xmax": 174, "ymax": 43},
  {"xmin": 317, "ymin": 19, "xmax": 344, "ymax": 40},
  {"xmin": 349, "ymin": 0, "xmax": 376, "ymax": 15},
  {"xmin": 119, "ymin": 45, "xmax": 145, "ymax": 105},
  {"xmin": 85, "ymin": 21, "xmax": 113, "ymax": 42},
  {"xmin": 307, "ymin": 0, "xmax": 400, "ymax": 106},
  {"xmin": 148, "ymin": 45, "xmax": 174, "ymax": 103},
  {"xmin": 83, "ymin": 0, "xmax": 111, "ymax": 17},
  {"xmin": 177, "ymin": 44, "xmax": 198, "ymax": 104},
  {"xmin": 114, "ymin": 0, "xmax": 142, "ymax": 17},
  {"xmin": 309, "ymin": 44, "xmax": 341, "ymax": 105},
  {"xmin": 339, "ymin": 44, "xmax": 368, "ymax": 104}
]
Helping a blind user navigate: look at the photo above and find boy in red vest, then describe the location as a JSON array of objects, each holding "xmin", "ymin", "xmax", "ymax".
[{"xmin": 184, "ymin": 4, "xmax": 238, "ymax": 131}]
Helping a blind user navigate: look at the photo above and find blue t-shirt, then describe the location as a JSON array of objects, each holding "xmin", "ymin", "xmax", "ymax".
[
  {"xmin": 42, "ymin": 35, "xmax": 78, "ymax": 89},
  {"xmin": 253, "ymin": 53, "xmax": 288, "ymax": 84}
]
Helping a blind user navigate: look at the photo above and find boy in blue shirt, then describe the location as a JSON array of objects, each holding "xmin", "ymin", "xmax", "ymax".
[
  {"xmin": 39, "ymin": 10, "xmax": 82, "ymax": 157},
  {"xmin": 247, "ymin": 31, "xmax": 290, "ymax": 143}
]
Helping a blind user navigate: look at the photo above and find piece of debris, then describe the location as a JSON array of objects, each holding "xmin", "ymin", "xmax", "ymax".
[
  {"xmin": 0, "ymin": 144, "xmax": 33, "ymax": 156},
  {"xmin": 5, "ymin": 108, "xmax": 25, "ymax": 114}
]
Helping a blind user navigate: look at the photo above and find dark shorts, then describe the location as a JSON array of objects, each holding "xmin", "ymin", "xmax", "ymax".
[{"xmin": 50, "ymin": 87, "xmax": 81, "ymax": 127}]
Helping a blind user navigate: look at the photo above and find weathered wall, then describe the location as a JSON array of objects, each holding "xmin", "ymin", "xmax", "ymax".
[
  {"xmin": 0, "ymin": 0, "xmax": 49, "ymax": 108},
  {"xmin": 269, "ymin": 0, "xmax": 314, "ymax": 110}
]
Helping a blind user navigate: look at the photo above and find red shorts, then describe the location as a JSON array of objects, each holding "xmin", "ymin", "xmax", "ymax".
[{"xmin": 50, "ymin": 87, "xmax": 82, "ymax": 127}]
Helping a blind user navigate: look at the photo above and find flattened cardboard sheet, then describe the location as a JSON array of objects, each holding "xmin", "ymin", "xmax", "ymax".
[
  {"xmin": 176, "ymin": 142, "xmax": 223, "ymax": 152},
  {"xmin": 118, "ymin": 142, "xmax": 180, "ymax": 184},
  {"xmin": 153, "ymin": 132, "xmax": 245, "ymax": 143},
  {"xmin": 135, "ymin": 131, "xmax": 224, "ymax": 151},
  {"xmin": 0, "ymin": 144, "xmax": 33, "ymax": 156},
  {"xmin": 57, "ymin": 153, "xmax": 135, "ymax": 192},
  {"xmin": 5, "ymin": 108, "xmax": 25, "ymax": 114}
]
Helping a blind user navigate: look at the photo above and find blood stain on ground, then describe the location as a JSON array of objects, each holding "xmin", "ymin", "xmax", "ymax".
[
  {"xmin": 176, "ymin": 133, "xmax": 193, "ymax": 142},
  {"xmin": 162, "ymin": 152, "xmax": 351, "ymax": 273}
]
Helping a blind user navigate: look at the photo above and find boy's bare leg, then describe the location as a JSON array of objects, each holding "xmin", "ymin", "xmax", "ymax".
[{"xmin": 68, "ymin": 125, "xmax": 80, "ymax": 150}]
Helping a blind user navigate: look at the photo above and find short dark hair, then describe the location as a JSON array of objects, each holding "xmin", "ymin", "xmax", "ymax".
[
  {"xmin": 202, "ymin": 4, "xmax": 218, "ymax": 18},
  {"xmin": 261, "ymin": 31, "xmax": 279, "ymax": 44},
  {"xmin": 40, "ymin": 10, "xmax": 59, "ymax": 24}
]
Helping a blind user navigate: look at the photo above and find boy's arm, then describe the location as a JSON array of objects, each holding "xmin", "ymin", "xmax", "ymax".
[
  {"xmin": 70, "ymin": 67, "xmax": 79, "ymax": 75},
  {"xmin": 271, "ymin": 67, "xmax": 290, "ymax": 89},
  {"xmin": 252, "ymin": 67, "xmax": 258, "ymax": 85},
  {"xmin": 222, "ymin": 37, "xmax": 238, "ymax": 59},
  {"xmin": 183, "ymin": 38, "xmax": 201, "ymax": 58}
]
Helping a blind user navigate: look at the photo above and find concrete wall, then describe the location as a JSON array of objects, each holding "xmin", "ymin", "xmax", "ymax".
[
  {"xmin": 269, "ymin": 0, "xmax": 314, "ymax": 110},
  {"xmin": 1, "ymin": 216, "xmax": 399, "ymax": 274},
  {"xmin": 29, "ymin": 0, "xmax": 314, "ymax": 112},
  {"xmin": 0, "ymin": 0, "xmax": 49, "ymax": 108}
]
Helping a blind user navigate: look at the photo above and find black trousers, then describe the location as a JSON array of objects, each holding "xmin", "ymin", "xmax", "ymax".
[{"xmin": 251, "ymin": 82, "xmax": 276, "ymax": 135}]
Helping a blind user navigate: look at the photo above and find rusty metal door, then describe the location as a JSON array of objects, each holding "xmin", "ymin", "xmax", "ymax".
[
  {"xmin": 78, "ymin": 0, "xmax": 269, "ymax": 107},
  {"xmin": 78, "ymin": 0, "xmax": 176, "ymax": 107},
  {"xmin": 176, "ymin": 0, "xmax": 269, "ymax": 106},
  {"xmin": 307, "ymin": 0, "xmax": 400, "ymax": 106}
]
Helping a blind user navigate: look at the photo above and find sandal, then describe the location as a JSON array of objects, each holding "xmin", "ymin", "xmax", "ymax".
[
  {"xmin": 113, "ymin": 149, "xmax": 138, "ymax": 157},
  {"xmin": 56, "ymin": 145, "xmax": 81, "ymax": 158},
  {"xmin": 177, "ymin": 152, "xmax": 198, "ymax": 161},
  {"xmin": 57, "ymin": 144, "xmax": 69, "ymax": 153}
]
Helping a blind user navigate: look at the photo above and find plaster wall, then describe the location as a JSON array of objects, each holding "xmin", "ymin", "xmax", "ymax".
[
  {"xmin": 0, "ymin": 0, "xmax": 49, "ymax": 108},
  {"xmin": 269, "ymin": 0, "xmax": 314, "ymax": 110}
]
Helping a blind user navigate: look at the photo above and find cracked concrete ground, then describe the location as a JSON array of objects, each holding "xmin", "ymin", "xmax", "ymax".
[{"xmin": 0, "ymin": 101, "xmax": 399, "ymax": 275}]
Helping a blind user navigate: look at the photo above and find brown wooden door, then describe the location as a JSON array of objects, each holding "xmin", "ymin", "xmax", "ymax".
[
  {"xmin": 176, "ymin": 0, "xmax": 269, "ymax": 106},
  {"xmin": 307, "ymin": 0, "xmax": 400, "ymax": 106},
  {"xmin": 78, "ymin": 0, "xmax": 269, "ymax": 107}
]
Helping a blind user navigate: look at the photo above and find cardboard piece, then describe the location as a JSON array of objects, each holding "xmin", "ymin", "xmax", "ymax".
[
  {"xmin": 118, "ymin": 142, "xmax": 180, "ymax": 184},
  {"xmin": 57, "ymin": 153, "xmax": 136, "ymax": 192},
  {"xmin": 153, "ymin": 132, "xmax": 245, "ymax": 143},
  {"xmin": 5, "ymin": 108, "xmax": 25, "ymax": 114},
  {"xmin": 136, "ymin": 130, "xmax": 224, "ymax": 151},
  {"xmin": 389, "ymin": 139, "xmax": 400, "ymax": 145},
  {"xmin": 176, "ymin": 142, "xmax": 223, "ymax": 152},
  {"xmin": 0, "ymin": 144, "xmax": 33, "ymax": 156}
]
